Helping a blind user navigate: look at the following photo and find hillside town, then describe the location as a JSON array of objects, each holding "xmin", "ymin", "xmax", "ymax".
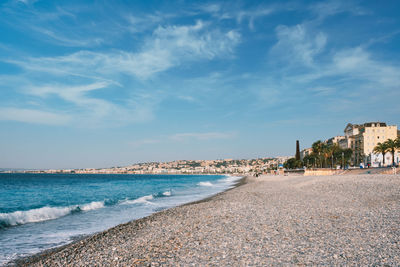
[
  {"xmin": 7, "ymin": 157, "xmax": 291, "ymax": 175},
  {"xmin": 5, "ymin": 122, "xmax": 399, "ymax": 175}
]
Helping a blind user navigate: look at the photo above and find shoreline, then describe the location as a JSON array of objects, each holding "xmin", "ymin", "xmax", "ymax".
[
  {"xmin": 9, "ymin": 174, "xmax": 400, "ymax": 265},
  {"xmin": 8, "ymin": 176, "xmax": 248, "ymax": 266}
]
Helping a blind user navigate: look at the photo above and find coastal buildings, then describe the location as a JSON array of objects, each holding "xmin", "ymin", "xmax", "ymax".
[
  {"xmin": 325, "ymin": 136, "xmax": 346, "ymax": 148},
  {"xmin": 300, "ymin": 148, "xmax": 313, "ymax": 160},
  {"xmin": 300, "ymin": 122, "xmax": 399, "ymax": 167},
  {"xmin": 17, "ymin": 157, "xmax": 291, "ymax": 175},
  {"xmin": 347, "ymin": 122, "xmax": 399, "ymax": 166}
]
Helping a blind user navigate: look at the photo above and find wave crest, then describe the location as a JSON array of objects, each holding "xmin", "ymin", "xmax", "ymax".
[
  {"xmin": 0, "ymin": 201, "xmax": 105, "ymax": 228},
  {"xmin": 218, "ymin": 175, "xmax": 243, "ymax": 183},
  {"xmin": 162, "ymin": 191, "xmax": 171, "ymax": 196},
  {"xmin": 79, "ymin": 201, "xmax": 105, "ymax": 211},
  {"xmin": 197, "ymin": 181, "xmax": 214, "ymax": 187},
  {"xmin": 121, "ymin": 195, "xmax": 154, "ymax": 205}
]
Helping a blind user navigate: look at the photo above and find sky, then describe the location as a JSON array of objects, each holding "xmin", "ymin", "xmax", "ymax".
[{"xmin": 1, "ymin": 0, "xmax": 400, "ymax": 169}]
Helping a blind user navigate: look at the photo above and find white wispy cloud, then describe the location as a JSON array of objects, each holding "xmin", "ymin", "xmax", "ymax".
[
  {"xmin": 125, "ymin": 12, "xmax": 177, "ymax": 33},
  {"xmin": 309, "ymin": 0, "xmax": 369, "ymax": 20},
  {"xmin": 128, "ymin": 139, "xmax": 160, "ymax": 148},
  {"xmin": 128, "ymin": 132, "xmax": 234, "ymax": 149},
  {"xmin": 2, "ymin": 18, "xmax": 241, "ymax": 126},
  {"xmin": 170, "ymin": 132, "xmax": 234, "ymax": 141},
  {"xmin": 307, "ymin": 86, "xmax": 335, "ymax": 96},
  {"xmin": 3, "ymin": 81, "xmax": 158, "ymax": 127},
  {"xmin": 199, "ymin": 3, "xmax": 221, "ymax": 14},
  {"xmin": 271, "ymin": 24, "xmax": 327, "ymax": 66},
  {"xmin": 263, "ymin": 21, "xmax": 400, "ymax": 114},
  {"xmin": 0, "ymin": 107, "xmax": 71, "ymax": 125},
  {"xmin": 331, "ymin": 47, "xmax": 400, "ymax": 88},
  {"xmin": 10, "ymin": 20, "xmax": 240, "ymax": 80},
  {"xmin": 14, "ymin": 0, "xmax": 38, "ymax": 5},
  {"xmin": 286, "ymin": 46, "xmax": 400, "ymax": 90},
  {"xmin": 30, "ymin": 26, "xmax": 104, "ymax": 47},
  {"xmin": 26, "ymin": 82, "xmax": 113, "ymax": 117},
  {"xmin": 198, "ymin": 3, "xmax": 275, "ymax": 30},
  {"xmin": 236, "ymin": 8, "xmax": 274, "ymax": 30}
]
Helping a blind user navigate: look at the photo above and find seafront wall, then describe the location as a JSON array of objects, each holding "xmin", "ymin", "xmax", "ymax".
[{"xmin": 303, "ymin": 169, "xmax": 339, "ymax": 176}]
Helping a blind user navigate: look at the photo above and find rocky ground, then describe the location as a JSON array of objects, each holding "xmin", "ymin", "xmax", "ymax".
[{"xmin": 15, "ymin": 174, "xmax": 400, "ymax": 266}]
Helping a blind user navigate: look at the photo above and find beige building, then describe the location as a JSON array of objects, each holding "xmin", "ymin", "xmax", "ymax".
[
  {"xmin": 344, "ymin": 122, "xmax": 398, "ymax": 166},
  {"xmin": 300, "ymin": 147, "xmax": 313, "ymax": 160},
  {"xmin": 325, "ymin": 136, "xmax": 346, "ymax": 147}
]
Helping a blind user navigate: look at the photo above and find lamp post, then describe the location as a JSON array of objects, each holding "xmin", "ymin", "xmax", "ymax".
[{"xmin": 318, "ymin": 152, "xmax": 321, "ymax": 168}]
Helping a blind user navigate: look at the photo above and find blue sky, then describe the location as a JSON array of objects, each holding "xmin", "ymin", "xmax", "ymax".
[{"xmin": 1, "ymin": 0, "xmax": 399, "ymax": 169}]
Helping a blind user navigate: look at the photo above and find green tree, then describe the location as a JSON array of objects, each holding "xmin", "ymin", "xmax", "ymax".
[
  {"xmin": 303, "ymin": 154, "xmax": 317, "ymax": 168},
  {"xmin": 396, "ymin": 137, "xmax": 400, "ymax": 165},
  {"xmin": 283, "ymin": 158, "xmax": 302, "ymax": 169},
  {"xmin": 328, "ymin": 144, "xmax": 341, "ymax": 167},
  {"xmin": 342, "ymin": 148, "xmax": 353, "ymax": 167},
  {"xmin": 312, "ymin": 140, "xmax": 325, "ymax": 168},
  {"xmin": 373, "ymin": 142, "xmax": 389, "ymax": 166},
  {"xmin": 395, "ymin": 136, "xmax": 400, "ymax": 148},
  {"xmin": 384, "ymin": 139, "xmax": 399, "ymax": 166},
  {"xmin": 309, "ymin": 141, "xmax": 353, "ymax": 169}
]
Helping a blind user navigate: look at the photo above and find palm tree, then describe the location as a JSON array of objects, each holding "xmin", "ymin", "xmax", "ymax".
[
  {"xmin": 395, "ymin": 137, "xmax": 400, "ymax": 149},
  {"xmin": 395, "ymin": 137, "xmax": 400, "ymax": 165},
  {"xmin": 330, "ymin": 144, "xmax": 341, "ymax": 167},
  {"xmin": 321, "ymin": 144, "xmax": 333, "ymax": 168},
  {"xmin": 384, "ymin": 139, "xmax": 397, "ymax": 166},
  {"xmin": 373, "ymin": 142, "xmax": 389, "ymax": 166},
  {"xmin": 312, "ymin": 140, "xmax": 323, "ymax": 168}
]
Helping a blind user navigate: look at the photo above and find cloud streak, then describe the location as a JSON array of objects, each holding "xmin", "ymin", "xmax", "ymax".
[
  {"xmin": 8, "ymin": 21, "xmax": 240, "ymax": 81},
  {"xmin": 271, "ymin": 24, "xmax": 327, "ymax": 66},
  {"xmin": 0, "ymin": 107, "xmax": 71, "ymax": 125},
  {"xmin": 261, "ymin": 19, "xmax": 400, "ymax": 116},
  {"xmin": 2, "ymin": 18, "xmax": 241, "ymax": 126},
  {"xmin": 170, "ymin": 132, "xmax": 234, "ymax": 141}
]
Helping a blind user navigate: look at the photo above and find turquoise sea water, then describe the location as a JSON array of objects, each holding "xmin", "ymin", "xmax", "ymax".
[{"xmin": 0, "ymin": 173, "xmax": 241, "ymax": 265}]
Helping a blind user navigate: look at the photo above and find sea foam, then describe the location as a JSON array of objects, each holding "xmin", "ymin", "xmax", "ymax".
[
  {"xmin": 121, "ymin": 195, "xmax": 154, "ymax": 205},
  {"xmin": 0, "ymin": 201, "xmax": 105, "ymax": 228},
  {"xmin": 162, "ymin": 191, "xmax": 171, "ymax": 196},
  {"xmin": 218, "ymin": 175, "xmax": 243, "ymax": 183},
  {"xmin": 79, "ymin": 201, "xmax": 105, "ymax": 211},
  {"xmin": 197, "ymin": 181, "xmax": 214, "ymax": 187}
]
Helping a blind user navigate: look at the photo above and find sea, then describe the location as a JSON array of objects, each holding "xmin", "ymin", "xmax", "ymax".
[{"xmin": 0, "ymin": 173, "xmax": 241, "ymax": 265}]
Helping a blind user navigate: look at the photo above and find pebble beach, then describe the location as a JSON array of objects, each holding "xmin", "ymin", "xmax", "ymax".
[{"xmin": 13, "ymin": 174, "xmax": 400, "ymax": 266}]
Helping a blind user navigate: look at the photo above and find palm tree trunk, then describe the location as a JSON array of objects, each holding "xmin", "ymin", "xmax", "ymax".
[
  {"xmin": 382, "ymin": 152, "xmax": 386, "ymax": 165},
  {"xmin": 392, "ymin": 149, "xmax": 395, "ymax": 166}
]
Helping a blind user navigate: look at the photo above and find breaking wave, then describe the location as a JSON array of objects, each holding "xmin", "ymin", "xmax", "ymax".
[
  {"xmin": 120, "ymin": 195, "xmax": 154, "ymax": 205},
  {"xmin": 120, "ymin": 190, "xmax": 173, "ymax": 206},
  {"xmin": 0, "ymin": 201, "xmax": 105, "ymax": 228},
  {"xmin": 218, "ymin": 175, "xmax": 243, "ymax": 183},
  {"xmin": 197, "ymin": 181, "xmax": 214, "ymax": 187},
  {"xmin": 162, "ymin": 191, "xmax": 171, "ymax": 196}
]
